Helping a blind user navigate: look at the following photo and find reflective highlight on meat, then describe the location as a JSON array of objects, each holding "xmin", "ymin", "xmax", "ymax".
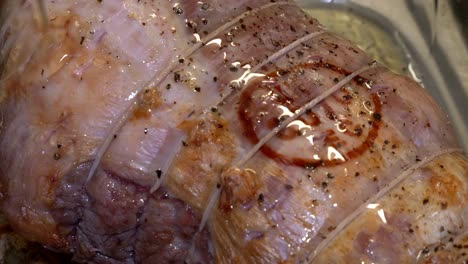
[{"xmin": 238, "ymin": 61, "xmax": 383, "ymax": 168}]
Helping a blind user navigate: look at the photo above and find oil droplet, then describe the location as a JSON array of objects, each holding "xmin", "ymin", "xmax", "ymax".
[
  {"xmin": 377, "ymin": 208, "xmax": 387, "ymax": 224},
  {"xmin": 173, "ymin": 4, "xmax": 183, "ymax": 15},
  {"xmin": 364, "ymin": 80, "xmax": 374, "ymax": 89},
  {"xmin": 277, "ymin": 105, "xmax": 294, "ymax": 120},
  {"xmin": 193, "ymin": 33, "xmax": 201, "ymax": 43},
  {"xmin": 327, "ymin": 146, "xmax": 345, "ymax": 162},
  {"xmin": 408, "ymin": 62, "xmax": 423, "ymax": 84},
  {"xmin": 199, "ymin": 2, "xmax": 210, "ymax": 10},
  {"xmin": 367, "ymin": 203, "xmax": 379, "ymax": 209},
  {"xmin": 59, "ymin": 54, "xmax": 69, "ymax": 63},
  {"xmin": 206, "ymin": 38, "xmax": 222, "ymax": 47}
]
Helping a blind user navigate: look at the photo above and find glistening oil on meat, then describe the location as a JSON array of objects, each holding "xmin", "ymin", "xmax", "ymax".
[{"xmin": 0, "ymin": 0, "xmax": 466, "ymax": 263}]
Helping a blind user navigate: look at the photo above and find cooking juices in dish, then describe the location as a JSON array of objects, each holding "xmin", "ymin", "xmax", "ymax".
[{"xmin": 305, "ymin": 7, "xmax": 408, "ymax": 76}]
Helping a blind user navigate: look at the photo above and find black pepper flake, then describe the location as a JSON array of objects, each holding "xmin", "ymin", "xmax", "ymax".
[
  {"xmin": 213, "ymin": 76, "xmax": 218, "ymax": 82},
  {"xmin": 173, "ymin": 6, "xmax": 183, "ymax": 15},
  {"xmin": 194, "ymin": 86, "xmax": 201, "ymax": 92},
  {"xmin": 440, "ymin": 202, "xmax": 448, "ymax": 209},
  {"xmin": 53, "ymin": 153, "xmax": 61, "ymax": 160},
  {"xmin": 202, "ymin": 18, "xmax": 208, "ymax": 25},
  {"xmin": 372, "ymin": 112, "xmax": 382, "ymax": 121},
  {"xmin": 210, "ymin": 107, "xmax": 218, "ymax": 112},
  {"xmin": 174, "ymin": 72, "xmax": 181, "ymax": 82},
  {"xmin": 113, "ymin": 134, "xmax": 117, "ymax": 139},
  {"xmin": 285, "ymin": 184, "xmax": 293, "ymax": 190},
  {"xmin": 354, "ymin": 172, "xmax": 360, "ymax": 177},
  {"xmin": 156, "ymin": 169, "xmax": 162, "ymax": 178},
  {"xmin": 422, "ymin": 198, "xmax": 429, "ymax": 205},
  {"xmin": 166, "ymin": 84, "xmax": 171, "ymax": 90},
  {"xmin": 409, "ymin": 228, "xmax": 414, "ymax": 233},
  {"xmin": 182, "ymin": 141, "xmax": 188, "ymax": 147},
  {"xmin": 216, "ymin": 183, "xmax": 221, "ymax": 189},
  {"xmin": 57, "ymin": 144, "xmax": 62, "ymax": 149},
  {"xmin": 186, "ymin": 20, "xmax": 197, "ymax": 30},
  {"xmin": 144, "ymin": 128, "xmax": 148, "ymax": 134},
  {"xmin": 258, "ymin": 193, "xmax": 264, "ymax": 203},
  {"xmin": 415, "ymin": 157, "xmax": 421, "ymax": 162},
  {"xmin": 41, "ymin": 69, "xmax": 44, "ymax": 76},
  {"xmin": 229, "ymin": 65, "xmax": 238, "ymax": 72},
  {"xmin": 201, "ymin": 2, "xmax": 210, "ymax": 10},
  {"xmin": 333, "ymin": 77, "xmax": 339, "ymax": 83},
  {"xmin": 97, "ymin": 0, "xmax": 102, "ymax": 3},
  {"xmin": 421, "ymin": 247, "xmax": 430, "ymax": 255},
  {"xmin": 327, "ymin": 111, "xmax": 336, "ymax": 120},
  {"xmin": 353, "ymin": 128, "xmax": 362, "ymax": 136},
  {"xmin": 327, "ymin": 173, "xmax": 334, "ymax": 179},
  {"xmin": 321, "ymin": 182, "xmax": 328, "ymax": 188}
]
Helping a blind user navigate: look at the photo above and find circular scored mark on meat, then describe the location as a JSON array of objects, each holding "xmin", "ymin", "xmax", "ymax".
[{"xmin": 238, "ymin": 61, "xmax": 382, "ymax": 168}]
